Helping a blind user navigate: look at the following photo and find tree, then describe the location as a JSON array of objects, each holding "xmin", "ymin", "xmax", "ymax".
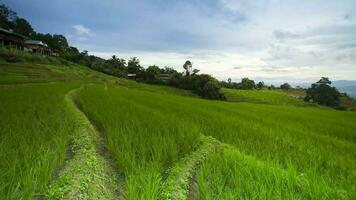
[
  {"xmin": 190, "ymin": 74, "xmax": 225, "ymax": 100},
  {"xmin": 257, "ymin": 81, "xmax": 265, "ymax": 90},
  {"xmin": 127, "ymin": 57, "xmax": 144, "ymax": 76},
  {"xmin": 304, "ymin": 77, "xmax": 341, "ymax": 107},
  {"xmin": 280, "ymin": 83, "xmax": 292, "ymax": 90},
  {"xmin": 144, "ymin": 65, "xmax": 162, "ymax": 83},
  {"xmin": 192, "ymin": 68, "xmax": 200, "ymax": 75},
  {"xmin": 32, "ymin": 33, "xmax": 69, "ymax": 52},
  {"xmin": 13, "ymin": 18, "xmax": 34, "ymax": 36},
  {"xmin": 240, "ymin": 78, "xmax": 255, "ymax": 89},
  {"xmin": 0, "ymin": 4, "xmax": 17, "ymax": 29},
  {"xmin": 201, "ymin": 80, "xmax": 225, "ymax": 100},
  {"xmin": 183, "ymin": 60, "xmax": 192, "ymax": 76}
]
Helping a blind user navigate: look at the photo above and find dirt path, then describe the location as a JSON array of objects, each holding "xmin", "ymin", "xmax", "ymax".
[
  {"xmin": 160, "ymin": 136, "xmax": 222, "ymax": 200},
  {"xmin": 46, "ymin": 87, "xmax": 121, "ymax": 200}
]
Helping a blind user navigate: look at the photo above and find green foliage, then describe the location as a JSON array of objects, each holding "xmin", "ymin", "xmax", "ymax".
[
  {"xmin": 127, "ymin": 57, "xmax": 143, "ymax": 75},
  {"xmin": 240, "ymin": 77, "xmax": 256, "ymax": 89},
  {"xmin": 12, "ymin": 18, "xmax": 34, "ymax": 37},
  {"xmin": 256, "ymin": 81, "xmax": 265, "ymax": 89},
  {"xmin": 0, "ymin": 4, "xmax": 17, "ymax": 30},
  {"xmin": 183, "ymin": 60, "xmax": 193, "ymax": 76},
  {"xmin": 280, "ymin": 82, "xmax": 292, "ymax": 90},
  {"xmin": 304, "ymin": 77, "xmax": 341, "ymax": 108},
  {"xmin": 0, "ymin": 47, "xmax": 67, "ymax": 65},
  {"xmin": 33, "ymin": 33, "xmax": 69, "ymax": 52}
]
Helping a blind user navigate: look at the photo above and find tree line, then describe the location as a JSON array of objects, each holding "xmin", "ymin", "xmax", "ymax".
[
  {"xmin": 91, "ymin": 57, "xmax": 225, "ymax": 100},
  {"xmin": 1, "ymin": 4, "xmax": 352, "ymax": 106}
]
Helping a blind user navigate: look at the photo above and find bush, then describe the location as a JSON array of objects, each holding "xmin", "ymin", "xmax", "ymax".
[{"xmin": 201, "ymin": 80, "xmax": 225, "ymax": 100}]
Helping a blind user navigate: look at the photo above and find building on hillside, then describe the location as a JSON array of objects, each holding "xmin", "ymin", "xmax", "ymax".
[
  {"xmin": 24, "ymin": 40, "xmax": 52, "ymax": 56},
  {"xmin": 127, "ymin": 73, "xmax": 136, "ymax": 80},
  {"xmin": 0, "ymin": 27, "xmax": 26, "ymax": 50},
  {"xmin": 51, "ymin": 49, "xmax": 60, "ymax": 57},
  {"xmin": 157, "ymin": 74, "xmax": 171, "ymax": 82}
]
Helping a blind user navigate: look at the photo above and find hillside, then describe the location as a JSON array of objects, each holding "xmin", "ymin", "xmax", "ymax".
[{"xmin": 1, "ymin": 61, "xmax": 356, "ymax": 200}]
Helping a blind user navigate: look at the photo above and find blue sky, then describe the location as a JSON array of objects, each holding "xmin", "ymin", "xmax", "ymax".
[{"xmin": 3, "ymin": 0, "xmax": 356, "ymax": 83}]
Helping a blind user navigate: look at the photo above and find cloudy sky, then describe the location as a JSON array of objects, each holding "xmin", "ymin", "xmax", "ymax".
[{"xmin": 4, "ymin": 0, "xmax": 356, "ymax": 83}]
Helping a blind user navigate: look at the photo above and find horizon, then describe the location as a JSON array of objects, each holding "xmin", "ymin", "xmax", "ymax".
[{"xmin": 3, "ymin": 0, "xmax": 356, "ymax": 83}]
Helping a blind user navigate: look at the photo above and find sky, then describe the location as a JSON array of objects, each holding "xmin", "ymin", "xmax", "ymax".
[{"xmin": 3, "ymin": 0, "xmax": 356, "ymax": 83}]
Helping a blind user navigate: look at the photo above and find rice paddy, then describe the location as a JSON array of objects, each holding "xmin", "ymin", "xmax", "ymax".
[{"xmin": 0, "ymin": 62, "xmax": 355, "ymax": 199}]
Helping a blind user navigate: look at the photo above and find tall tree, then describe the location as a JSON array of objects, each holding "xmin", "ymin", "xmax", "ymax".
[
  {"xmin": 257, "ymin": 81, "xmax": 265, "ymax": 89},
  {"xmin": 13, "ymin": 18, "xmax": 34, "ymax": 36},
  {"xmin": 0, "ymin": 4, "xmax": 16, "ymax": 29},
  {"xmin": 280, "ymin": 83, "xmax": 292, "ymax": 90},
  {"xmin": 304, "ymin": 77, "xmax": 341, "ymax": 107},
  {"xmin": 127, "ymin": 57, "xmax": 143, "ymax": 74},
  {"xmin": 183, "ymin": 60, "xmax": 192, "ymax": 76},
  {"xmin": 240, "ymin": 77, "xmax": 255, "ymax": 89}
]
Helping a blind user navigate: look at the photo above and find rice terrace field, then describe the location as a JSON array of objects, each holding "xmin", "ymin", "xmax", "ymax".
[{"xmin": 0, "ymin": 61, "xmax": 355, "ymax": 200}]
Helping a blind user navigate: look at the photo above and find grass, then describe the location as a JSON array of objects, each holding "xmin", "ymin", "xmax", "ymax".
[
  {"xmin": 0, "ymin": 61, "xmax": 116, "ymax": 84},
  {"xmin": 0, "ymin": 47, "xmax": 70, "ymax": 65},
  {"xmin": 0, "ymin": 83, "xmax": 79, "ymax": 199},
  {"xmin": 76, "ymin": 84, "xmax": 356, "ymax": 199},
  {"xmin": 222, "ymin": 88, "xmax": 306, "ymax": 105},
  {"xmin": 76, "ymin": 84, "xmax": 201, "ymax": 199},
  {"xmin": 161, "ymin": 136, "xmax": 222, "ymax": 200},
  {"xmin": 1, "ymin": 60, "xmax": 355, "ymax": 199},
  {"xmin": 196, "ymin": 146, "xmax": 348, "ymax": 199},
  {"xmin": 47, "ymin": 87, "xmax": 120, "ymax": 200}
]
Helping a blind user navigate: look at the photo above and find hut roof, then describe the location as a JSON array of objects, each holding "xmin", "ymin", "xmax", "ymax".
[
  {"xmin": 25, "ymin": 40, "xmax": 48, "ymax": 47},
  {"xmin": 0, "ymin": 27, "xmax": 26, "ymax": 39}
]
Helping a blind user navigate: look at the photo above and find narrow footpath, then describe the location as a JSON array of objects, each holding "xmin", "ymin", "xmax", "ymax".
[
  {"xmin": 47, "ymin": 86, "xmax": 225, "ymax": 200},
  {"xmin": 47, "ymin": 87, "xmax": 121, "ymax": 200}
]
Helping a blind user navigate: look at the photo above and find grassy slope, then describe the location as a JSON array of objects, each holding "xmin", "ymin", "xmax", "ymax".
[
  {"xmin": 0, "ymin": 83, "xmax": 79, "ymax": 199},
  {"xmin": 47, "ymin": 88, "xmax": 120, "ymax": 200},
  {"xmin": 77, "ymin": 85, "xmax": 356, "ymax": 199},
  {"xmin": 76, "ymin": 84, "xmax": 201, "ymax": 199},
  {"xmin": 1, "ymin": 61, "xmax": 355, "ymax": 199},
  {"xmin": 0, "ymin": 61, "xmax": 194, "ymax": 199},
  {"xmin": 222, "ymin": 88, "xmax": 306, "ymax": 105}
]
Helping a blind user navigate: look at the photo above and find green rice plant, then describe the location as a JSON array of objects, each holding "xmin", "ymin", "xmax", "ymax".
[
  {"xmin": 0, "ymin": 83, "xmax": 80, "ymax": 199},
  {"xmin": 222, "ymin": 88, "xmax": 304, "ymax": 105},
  {"xmin": 0, "ymin": 61, "xmax": 117, "ymax": 84},
  {"xmin": 76, "ymin": 84, "xmax": 201, "ymax": 199},
  {"xmin": 161, "ymin": 136, "xmax": 222, "ymax": 200},
  {"xmin": 196, "ymin": 146, "xmax": 351, "ymax": 199},
  {"xmin": 47, "ymin": 87, "xmax": 120, "ymax": 200},
  {"xmin": 92, "ymin": 84, "xmax": 355, "ymax": 198},
  {"xmin": 1, "ymin": 62, "xmax": 355, "ymax": 199}
]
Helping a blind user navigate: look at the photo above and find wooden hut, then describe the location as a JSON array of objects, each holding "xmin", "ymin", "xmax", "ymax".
[
  {"xmin": 0, "ymin": 28, "xmax": 26, "ymax": 50},
  {"xmin": 127, "ymin": 74, "xmax": 137, "ymax": 80},
  {"xmin": 24, "ymin": 40, "xmax": 52, "ymax": 56}
]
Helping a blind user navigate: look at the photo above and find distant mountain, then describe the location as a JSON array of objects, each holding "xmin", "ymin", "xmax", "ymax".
[
  {"xmin": 267, "ymin": 80, "xmax": 356, "ymax": 98},
  {"xmin": 332, "ymin": 80, "xmax": 356, "ymax": 98}
]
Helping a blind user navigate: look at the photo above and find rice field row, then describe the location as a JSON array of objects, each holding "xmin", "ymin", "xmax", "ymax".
[
  {"xmin": 1, "ymin": 62, "xmax": 355, "ymax": 199},
  {"xmin": 222, "ymin": 88, "xmax": 305, "ymax": 105},
  {"xmin": 0, "ymin": 83, "xmax": 79, "ymax": 199},
  {"xmin": 75, "ymin": 83, "xmax": 356, "ymax": 199}
]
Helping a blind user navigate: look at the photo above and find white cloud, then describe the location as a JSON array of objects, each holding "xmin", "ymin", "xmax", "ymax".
[
  {"xmin": 67, "ymin": 24, "xmax": 94, "ymax": 44},
  {"xmin": 81, "ymin": 0, "xmax": 356, "ymax": 82},
  {"xmin": 72, "ymin": 24, "xmax": 94, "ymax": 37}
]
